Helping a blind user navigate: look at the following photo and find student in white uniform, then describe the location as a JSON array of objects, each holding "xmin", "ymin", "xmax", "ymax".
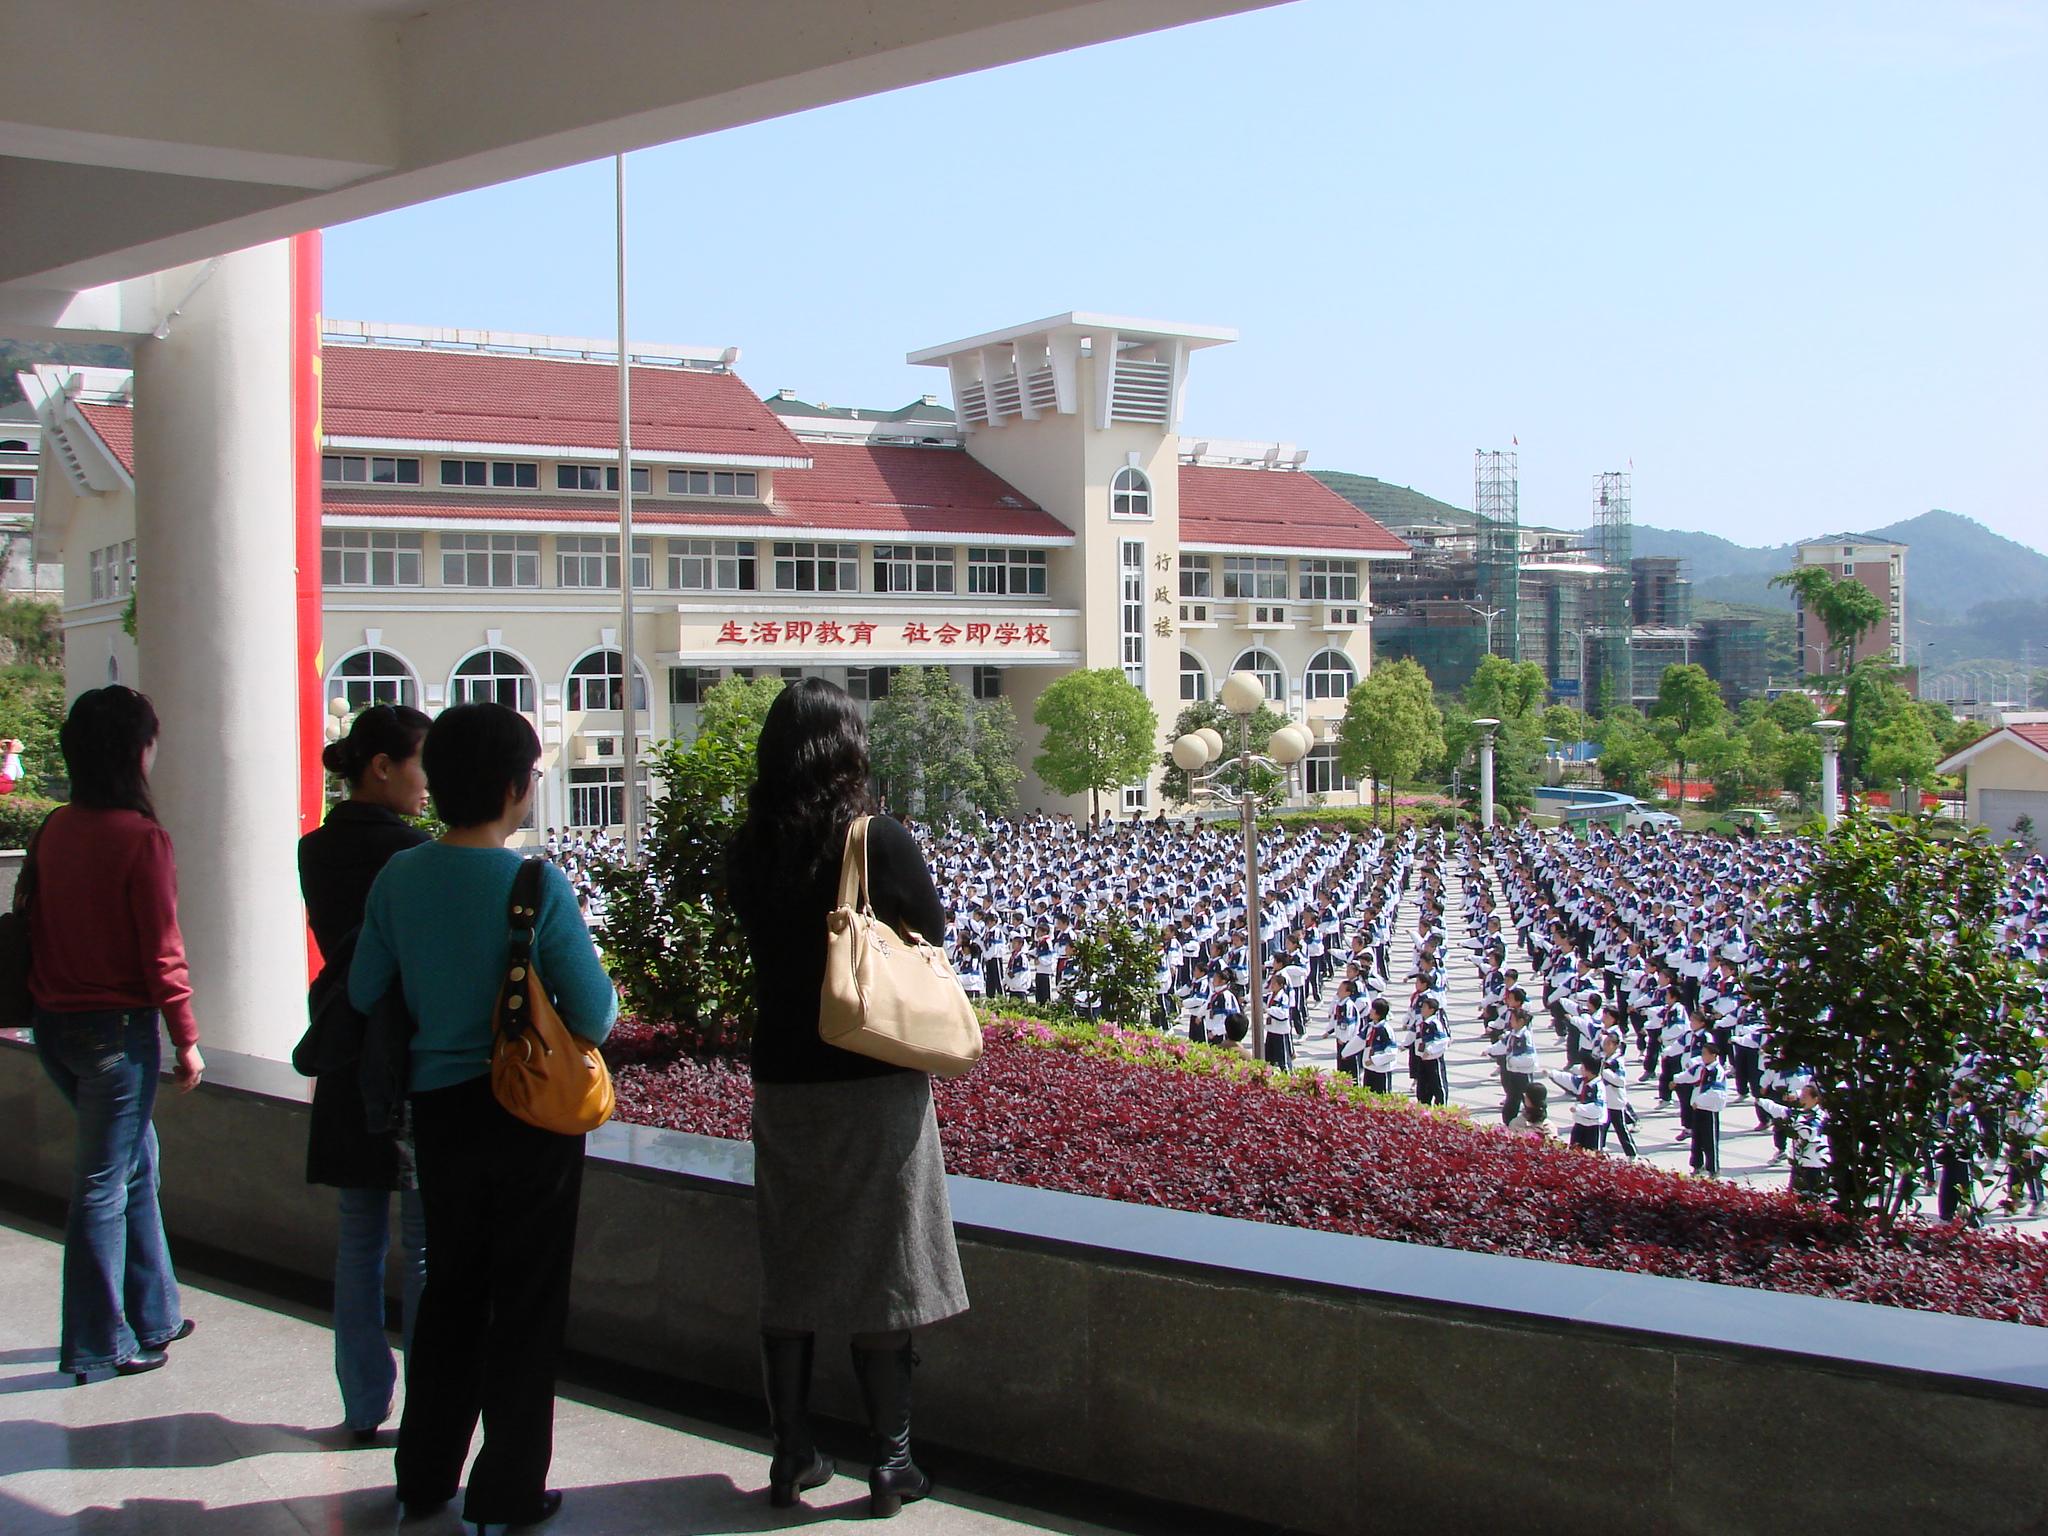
[
  {"xmin": 1410, "ymin": 995, "xmax": 1450, "ymax": 1106},
  {"xmin": 1361, "ymin": 999, "xmax": 1400, "ymax": 1096},
  {"xmin": 1548, "ymin": 1060, "xmax": 1608, "ymax": 1152}
]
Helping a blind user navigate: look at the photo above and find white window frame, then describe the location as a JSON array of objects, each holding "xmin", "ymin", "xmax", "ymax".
[
  {"xmin": 565, "ymin": 648, "xmax": 651, "ymax": 713},
  {"xmin": 1297, "ymin": 558, "xmax": 1360, "ymax": 603},
  {"xmin": 1121, "ymin": 783, "xmax": 1149, "ymax": 815},
  {"xmin": 1180, "ymin": 649, "xmax": 1211, "ymax": 704},
  {"xmin": 1221, "ymin": 556, "xmax": 1288, "ymax": 601},
  {"xmin": 1232, "ymin": 646, "xmax": 1286, "ymax": 702},
  {"xmin": 328, "ymin": 647, "xmax": 419, "ymax": 711},
  {"xmin": 1120, "ymin": 538, "xmax": 1147, "ymax": 689},
  {"xmin": 567, "ymin": 763, "xmax": 650, "ymax": 829},
  {"xmin": 666, "ymin": 468, "xmax": 759, "ymax": 498},
  {"xmin": 772, "ymin": 540, "xmax": 859, "ymax": 593},
  {"xmin": 1110, "ymin": 465, "xmax": 1153, "ymax": 520},
  {"xmin": 322, "ymin": 529, "xmax": 424, "ymax": 588},
  {"xmin": 448, "ymin": 648, "xmax": 537, "ymax": 712},
  {"xmin": 556, "ymin": 535, "xmax": 653, "ymax": 590},
  {"xmin": 88, "ymin": 547, "xmax": 106, "ymax": 601},
  {"xmin": 323, "ymin": 454, "xmax": 420, "ymax": 485},
  {"xmin": 557, "ymin": 464, "xmax": 651, "ymax": 493},
  {"xmin": 1304, "ymin": 647, "xmax": 1357, "ymax": 702},
  {"xmin": 1303, "ymin": 743, "xmax": 1352, "ymax": 796},
  {"xmin": 965, "ymin": 547, "xmax": 1048, "ymax": 597},
  {"xmin": 874, "ymin": 544, "xmax": 957, "ymax": 594},
  {"xmin": 1179, "ymin": 553, "xmax": 1212, "ymax": 600},
  {"xmin": 441, "ymin": 532, "xmax": 540, "ymax": 588},
  {"xmin": 439, "ymin": 458, "xmax": 540, "ymax": 489}
]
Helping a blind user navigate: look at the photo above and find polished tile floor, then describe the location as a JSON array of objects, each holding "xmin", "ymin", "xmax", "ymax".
[{"xmin": 0, "ymin": 1218, "xmax": 1125, "ymax": 1536}]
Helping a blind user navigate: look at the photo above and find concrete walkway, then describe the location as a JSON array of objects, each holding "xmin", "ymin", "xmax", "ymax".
[{"xmin": 0, "ymin": 1218, "xmax": 1152, "ymax": 1536}]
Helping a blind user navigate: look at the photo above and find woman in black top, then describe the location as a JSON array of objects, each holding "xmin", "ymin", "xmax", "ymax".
[
  {"xmin": 727, "ymin": 680, "xmax": 968, "ymax": 1519},
  {"xmin": 296, "ymin": 705, "xmax": 431, "ymax": 1442}
]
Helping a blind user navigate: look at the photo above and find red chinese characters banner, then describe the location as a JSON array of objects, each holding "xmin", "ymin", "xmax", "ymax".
[{"xmin": 714, "ymin": 619, "xmax": 1052, "ymax": 649}]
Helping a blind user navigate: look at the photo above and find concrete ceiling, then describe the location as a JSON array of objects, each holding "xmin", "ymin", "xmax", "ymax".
[{"xmin": 1, "ymin": 0, "xmax": 1283, "ymax": 337}]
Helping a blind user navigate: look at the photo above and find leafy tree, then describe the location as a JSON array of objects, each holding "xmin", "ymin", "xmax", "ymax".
[
  {"xmin": 1864, "ymin": 707, "xmax": 1938, "ymax": 807},
  {"xmin": 1649, "ymin": 663, "xmax": 1726, "ymax": 805},
  {"xmin": 1062, "ymin": 909, "xmax": 1165, "ymax": 1028},
  {"xmin": 1592, "ymin": 706, "xmax": 1666, "ymax": 798},
  {"xmin": 697, "ymin": 673, "xmax": 785, "ymax": 750},
  {"xmin": 1770, "ymin": 565, "xmax": 1887, "ymax": 678},
  {"xmin": 1840, "ymin": 659, "xmax": 1916, "ymax": 787},
  {"xmin": 0, "ymin": 598, "xmax": 63, "ymax": 669},
  {"xmin": 1336, "ymin": 658, "xmax": 1443, "ymax": 826},
  {"xmin": 1766, "ymin": 691, "xmax": 1820, "ymax": 733},
  {"xmin": 1159, "ymin": 696, "xmax": 1290, "ymax": 809},
  {"xmin": 1739, "ymin": 715, "xmax": 1787, "ymax": 793},
  {"xmin": 1748, "ymin": 817, "xmax": 2043, "ymax": 1229},
  {"xmin": 591, "ymin": 729, "xmax": 757, "ymax": 1050},
  {"xmin": 1681, "ymin": 724, "xmax": 1750, "ymax": 808},
  {"xmin": 1440, "ymin": 701, "xmax": 1541, "ymax": 814},
  {"xmin": 868, "ymin": 666, "xmax": 977, "ymax": 819},
  {"xmin": 1465, "ymin": 655, "xmax": 1547, "ymax": 722},
  {"xmin": 1540, "ymin": 703, "xmax": 1590, "ymax": 745},
  {"xmin": 966, "ymin": 696, "xmax": 1023, "ymax": 820},
  {"xmin": 1033, "ymin": 668, "xmax": 1159, "ymax": 820}
]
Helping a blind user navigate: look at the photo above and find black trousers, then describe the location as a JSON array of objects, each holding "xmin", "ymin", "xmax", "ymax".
[
  {"xmin": 1675, "ymin": 1082, "xmax": 1695, "ymax": 1134},
  {"xmin": 1499, "ymin": 1070, "xmax": 1530, "ymax": 1126},
  {"xmin": 1413, "ymin": 1059, "xmax": 1448, "ymax": 1106},
  {"xmin": 1363, "ymin": 1067, "xmax": 1394, "ymax": 1094},
  {"xmin": 398, "ymin": 1076, "xmax": 585, "ymax": 1519},
  {"xmin": 1570, "ymin": 1122, "xmax": 1602, "ymax": 1151},
  {"xmin": 1605, "ymin": 1108, "xmax": 1638, "ymax": 1158},
  {"xmin": 1732, "ymin": 1045, "xmax": 1761, "ymax": 1101},
  {"xmin": 1689, "ymin": 1111, "xmax": 1719, "ymax": 1175}
]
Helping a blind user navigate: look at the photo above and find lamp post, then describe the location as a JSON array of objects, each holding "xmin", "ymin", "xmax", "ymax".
[
  {"xmin": 1473, "ymin": 717, "xmax": 1501, "ymax": 830},
  {"xmin": 1171, "ymin": 671, "xmax": 1310, "ymax": 1064},
  {"xmin": 1465, "ymin": 603, "xmax": 1505, "ymax": 657},
  {"xmin": 1800, "ymin": 642, "xmax": 1828, "ymax": 680},
  {"xmin": 1815, "ymin": 719, "xmax": 1846, "ymax": 831}
]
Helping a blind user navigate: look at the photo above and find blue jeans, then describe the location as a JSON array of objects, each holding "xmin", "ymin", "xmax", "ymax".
[
  {"xmin": 33, "ymin": 1008, "xmax": 183, "ymax": 1373},
  {"xmin": 334, "ymin": 1185, "xmax": 427, "ymax": 1431}
]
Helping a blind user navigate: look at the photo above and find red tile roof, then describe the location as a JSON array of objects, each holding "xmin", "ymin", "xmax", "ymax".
[
  {"xmin": 2013, "ymin": 722, "xmax": 2048, "ymax": 755},
  {"xmin": 326, "ymin": 443, "xmax": 1070, "ymax": 541},
  {"xmin": 320, "ymin": 346, "xmax": 808, "ymax": 462},
  {"xmin": 1178, "ymin": 464, "xmax": 1409, "ymax": 555},
  {"xmin": 76, "ymin": 402, "xmax": 133, "ymax": 474}
]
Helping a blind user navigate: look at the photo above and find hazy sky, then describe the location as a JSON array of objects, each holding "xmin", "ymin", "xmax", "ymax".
[{"xmin": 325, "ymin": 0, "xmax": 2046, "ymax": 550}]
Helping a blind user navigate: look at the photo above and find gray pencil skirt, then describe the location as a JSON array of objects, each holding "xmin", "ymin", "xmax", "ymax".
[{"xmin": 751, "ymin": 1069, "xmax": 969, "ymax": 1334}]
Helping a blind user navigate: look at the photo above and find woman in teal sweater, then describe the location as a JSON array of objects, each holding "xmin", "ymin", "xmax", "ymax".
[{"xmin": 350, "ymin": 702, "xmax": 616, "ymax": 1534}]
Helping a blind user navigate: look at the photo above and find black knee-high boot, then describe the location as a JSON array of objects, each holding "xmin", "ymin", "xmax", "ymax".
[
  {"xmin": 850, "ymin": 1338, "xmax": 931, "ymax": 1518},
  {"xmin": 760, "ymin": 1333, "xmax": 834, "ymax": 1507}
]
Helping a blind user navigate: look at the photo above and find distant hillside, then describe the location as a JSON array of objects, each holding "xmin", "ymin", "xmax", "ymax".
[
  {"xmin": 0, "ymin": 338, "xmax": 131, "ymax": 406},
  {"xmin": 1320, "ymin": 467, "xmax": 2048, "ymax": 666}
]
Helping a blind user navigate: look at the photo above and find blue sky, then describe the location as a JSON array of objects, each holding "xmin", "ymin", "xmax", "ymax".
[{"xmin": 325, "ymin": 0, "xmax": 2046, "ymax": 551}]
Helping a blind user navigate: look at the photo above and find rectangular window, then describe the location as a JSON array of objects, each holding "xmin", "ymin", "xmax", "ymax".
[
  {"xmin": 965, "ymin": 547, "xmax": 1048, "ymax": 597},
  {"xmin": 666, "ymin": 468, "xmax": 759, "ymax": 498},
  {"xmin": 971, "ymin": 665, "xmax": 1002, "ymax": 700},
  {"xmin": 668, "ymin": 538, "xmax": 711, "ymax": 591},
  {"xmin": 1121, "ymin": 784, "xmax": 1148, "ymax": 814},
  {"xmin": 567, "ymin": 764, "xmax": 649, "ymax": 829},
  {"xmin": 1222, "ymin": 555, "xmax": 1288, "ymax": 601},
  {"xmin": 556, "ymin": 535, "xmax": 654, "ymax": 589},
  {"xmin": 668, "ymin": 666, "xmax": 719, "ymax": 705},
  {"xmin": 773, "ymin": 541, "xmax": 859, "ymax": 593},
  {"xmin": 845, "ymin": 666, "xmax": 893, "ymax": 703},
  {"xmin": 1179, "ymin": 554, "xmax": 1212, "ymax": 600},
  {"xmin": 441, "ymin": 532, "xmax": 541, "ymax": 588},
  {"xmin": 324, "ymin": 455, "xmax": 420, "ymax": 485},
  {"xmin": 321, "ymin": 530, "xmax": 424, "ymax": 587},
  {"xmin": 1120, "ymin": 539, "xmax": 1147, "ymax": 689},
  {"xmin": 0, "ymin": 476, "xmax": 33, "ymax": 501},
  {"xmin": 714, "ymin": 539, "xmax": 757, "ymax": 591},
  {"xmin": 873, "ymin": 545, "xmax": 956, "ymax": 594},
  {"xmin": 123, "ymin": 540, "xmax": 136, "ymax": 594},
  {"xmin": 440, "ymin": 459, "xmax": 538, "ymax": 489},
  {"xmin": 89, "ymin": 548, "xmax": 105, "ymax": 602},
  {"xmin": 1304, "ymin": 744, "xmax": 1353, "ymax": 795},
  {"xmin": 1297, "ymin": 558, "xmax": 1359, "ymax": 603},
  {"xmin": 557, "ymin": 465, "xmax": 650, "ymax": 493}
]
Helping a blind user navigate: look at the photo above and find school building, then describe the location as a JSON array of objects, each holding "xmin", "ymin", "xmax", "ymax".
[{"xmin": 24, "ymin": 311, "xmax": 1409, "ymax": 831}]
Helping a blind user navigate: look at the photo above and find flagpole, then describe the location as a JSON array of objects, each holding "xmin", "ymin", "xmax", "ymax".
[{"xmin": 615, "ymin": 152, "xmax": 640, "ymax": 851}]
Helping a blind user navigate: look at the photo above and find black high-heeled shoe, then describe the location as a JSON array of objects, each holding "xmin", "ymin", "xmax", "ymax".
[
  {"xmin": 762, "ymin": 1332, "xmax": 835, "ymax": 1507},
  {"xmin": 74, "ymin": 1348, "xmax": 169, "ymax": 1385},
  {"xmin": 850, "ymin": 1340, "xmax": 931, "ymax": 1520}
]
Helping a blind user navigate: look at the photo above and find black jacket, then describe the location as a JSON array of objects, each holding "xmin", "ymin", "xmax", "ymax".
[
  {"xmin": 732, "ymin": 812, "xmax": 949, "ymax": 1085},
  {"xmin": 297, "ymin": 802, "xmax": 430, "ymax": 1189}
]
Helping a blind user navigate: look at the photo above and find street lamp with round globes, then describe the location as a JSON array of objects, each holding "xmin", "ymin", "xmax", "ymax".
[
  {"xmin": 1166, "ymin": 670, "xmax": 1319, "ymax": 1065},
  {"xmin": 328, "ymin": 695, "xmax": 351, "ymax": 719}
]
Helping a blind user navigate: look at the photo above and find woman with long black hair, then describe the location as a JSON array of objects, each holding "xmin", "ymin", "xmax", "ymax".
[
  {"xmin": 297, "ymin": 704, "xmax": 432, "ymax": 1442},
  {"xmin": 727, "ymin": 678, "xmax": 968, "ymax": 1519},
  {"xmin": 29, "ymin": 686, "xmax": 200, "ymax": 1383}
]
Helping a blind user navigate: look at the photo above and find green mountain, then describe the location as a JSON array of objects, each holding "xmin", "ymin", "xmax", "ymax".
[
  {"xmin": 0, "ymin": 338, "xmax": 132, "ymax": 406},
  {"xmin": 1311, "ymin": 471, "xmax": 1473, "ymax": 529}
]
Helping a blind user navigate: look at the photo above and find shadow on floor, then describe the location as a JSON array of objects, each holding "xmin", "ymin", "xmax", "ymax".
[{"xmin": 0, "ymin": 1412, "xmax": 329, "ymax": 1477}]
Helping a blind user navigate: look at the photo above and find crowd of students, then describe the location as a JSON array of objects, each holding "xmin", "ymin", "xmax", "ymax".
[{"xmin": 925, "ymin": 810, "xmax": 2048, "ymax": 1220}]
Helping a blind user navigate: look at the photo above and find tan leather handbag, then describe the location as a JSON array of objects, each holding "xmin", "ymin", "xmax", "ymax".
[
  {"xmin": 819, "ymin": 816, "xmax": 983, "ymax": 1079},
  {"xmin": 491, "ymin": 858, "xmax": 616, "ymax": 1134}
]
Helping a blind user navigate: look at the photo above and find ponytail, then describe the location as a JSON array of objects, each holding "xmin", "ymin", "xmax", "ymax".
[{"xmin": 324, "ymin": 704, "xmax": 431, "ymax": 788}]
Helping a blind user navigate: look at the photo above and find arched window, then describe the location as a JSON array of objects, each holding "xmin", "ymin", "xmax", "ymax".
[
  {"xmin": 566, "ymin": 648, "xmax": 649, "ymax": 712},
  {"xmin": 107, "ymin": 654, "xmax": 120, "ymax": 685},
  {"xmin": 328, "ymin": 648, "xmax": 417, "ymax": 711},
  {"xmin": 1230, "ymin": 647, "xmax": 1285, "ymax": 704},
  {"xmin": 1180, "ymin": 649, "xmax": 1210, "ymax": 704},
  {"xmin": 0, "ymin": 439, "xmax": 29, "ymax": 452},
  {"xmin": 1110, "ymin": 465, "xmax": 1152, "ymax": 519},
  {"xmin": 450, "ymin": 648, "xmax": 536, "ymax": 712},
  {"xmin": 1305, "ymin": 648, "xmax": 1357, "ymax": 701}
]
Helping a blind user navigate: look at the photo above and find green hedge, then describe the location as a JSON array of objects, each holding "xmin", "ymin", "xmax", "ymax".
[
  {"xmin": 0, "ymin": 795, "xmax": 61, "ymax": 849},
  {"xmin": 1265, "ymin": 804, "xmax": 1471, "ymax": 833}
]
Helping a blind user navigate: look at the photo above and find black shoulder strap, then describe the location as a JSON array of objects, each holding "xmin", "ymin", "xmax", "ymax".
[{"xmin": 507, "ymin": 856, "xmax": 546, "ymax": 963}]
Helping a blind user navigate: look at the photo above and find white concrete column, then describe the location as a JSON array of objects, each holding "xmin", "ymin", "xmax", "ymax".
[
  {"xmin": 1474, "ymin": 718, "xmax": 1500, "ymax": 831},
  {"xmin": 132, "ymin": 242, "xmax": 304, "ymax": 1060},
  {"xmin": 1816, "ymin": 720, "xmax": 1846, "ymax": 833}
]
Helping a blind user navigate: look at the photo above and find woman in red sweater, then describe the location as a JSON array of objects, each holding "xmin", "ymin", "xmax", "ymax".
[{"xmin": 29, "ymin": 686, "xmax": 203, "ymax": 1382}]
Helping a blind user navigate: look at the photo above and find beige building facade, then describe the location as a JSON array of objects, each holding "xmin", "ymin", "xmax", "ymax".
[{"xmin": 28, "ymin": 312, "xmax": 1409, "ymax": 835}]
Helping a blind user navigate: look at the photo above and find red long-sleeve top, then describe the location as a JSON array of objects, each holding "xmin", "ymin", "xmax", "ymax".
[{"xmin": 28, "ymin": 805, "xmax": 198, "ymax": 1047}]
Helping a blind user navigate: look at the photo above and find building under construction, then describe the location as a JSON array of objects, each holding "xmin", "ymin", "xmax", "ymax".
[{"xmin": 1336, "ymin": 460, "xmax": 1768, "ymax": 710}]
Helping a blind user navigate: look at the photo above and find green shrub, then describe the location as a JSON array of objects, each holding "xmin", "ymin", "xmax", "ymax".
[{"xmin": 0, "ymin": 794, "xmax": 61, "ymax": 849}]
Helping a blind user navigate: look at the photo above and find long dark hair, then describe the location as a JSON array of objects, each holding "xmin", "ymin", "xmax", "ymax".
[
  {"xmin": 60, "ymin": 685, "xmax": 160, "ymax": 819},
  {"xmin": 322, "ymin": 703, "xmax": 430, "ymax": 788},
  {"xmin": 728, "ymin": 679, "xmax": 873, "ymax": 913}
]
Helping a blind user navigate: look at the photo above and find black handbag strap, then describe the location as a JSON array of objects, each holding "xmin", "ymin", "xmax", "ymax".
[{"xmin": 498, "ymin": 856, "xmax": 547, "ymax": 1037}]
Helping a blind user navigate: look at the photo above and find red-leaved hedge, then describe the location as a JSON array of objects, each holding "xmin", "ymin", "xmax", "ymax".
[{"xmin": 606, "ymin": 1018, "xmax": 2048, "ymax": 1326}]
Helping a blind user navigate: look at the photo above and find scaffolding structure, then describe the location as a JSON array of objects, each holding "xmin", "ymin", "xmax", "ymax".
[
  {"xmin": 1474, "ymin": 449, "xmax": 1519, "ymax": 660},
  {"xmin": 1587, "ymin": 470, "xmax": 1633, "ymax": 709}
]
